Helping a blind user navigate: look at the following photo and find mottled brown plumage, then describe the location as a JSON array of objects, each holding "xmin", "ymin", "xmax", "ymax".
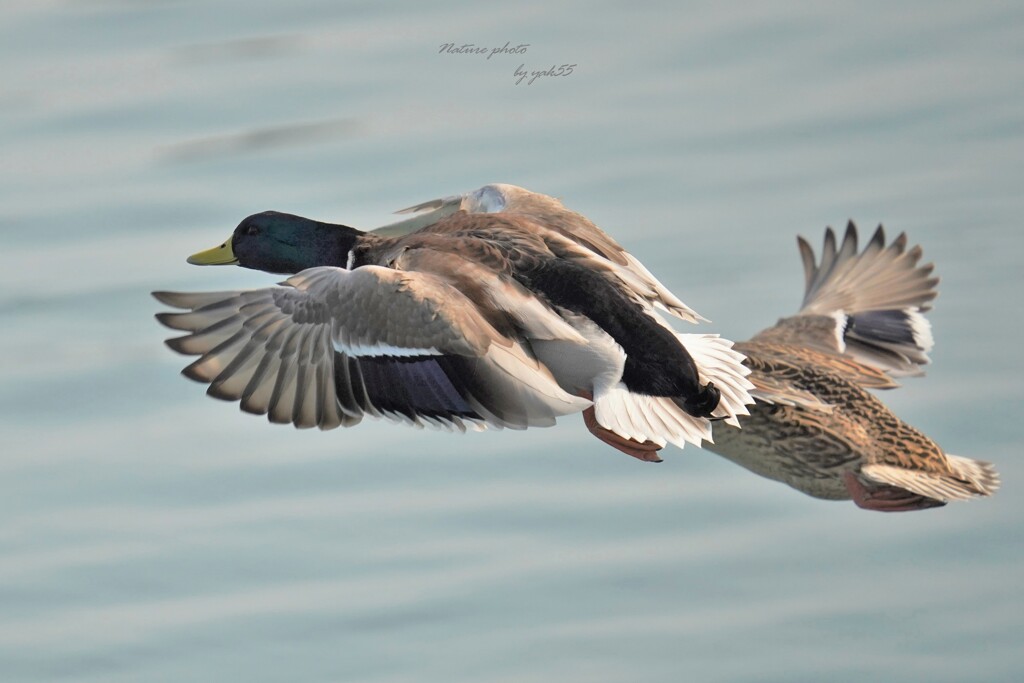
[{"xmin": 707, "ymin": 222, "xmax": 999, "ymax": 511}]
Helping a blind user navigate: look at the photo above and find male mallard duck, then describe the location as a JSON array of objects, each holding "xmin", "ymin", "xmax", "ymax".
[
  {"xmin": 154, "ymin": 184, "xmax": 754, "ymax": 459},
  {"xmin": 707, "ymin": 222, "xmax": 1000, "ymax": 511}
]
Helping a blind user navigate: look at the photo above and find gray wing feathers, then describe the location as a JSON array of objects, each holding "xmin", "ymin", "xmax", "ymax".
[
  {"xmin": 154, "ymin": 266, "xmax": 587, "ymax": 433},
  {"xmin": 287, "ymin": 266, "xmax": 494, "ymax": 357},
  {"xmin": 763, "ymin": 222, "xmax": 939, "ymax": 377},
  {"xmin": 799, "ymin": 223, "xmax": 937, "ymax": 315},
  {"xmin": 157, "ymin": 287, "xmax": 349, "ymax": 430}
]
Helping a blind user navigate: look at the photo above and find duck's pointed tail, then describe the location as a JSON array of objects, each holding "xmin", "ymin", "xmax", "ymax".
[{"xmin": 861, "ymin": 454, "xmax": 1000, "ymax": 503}]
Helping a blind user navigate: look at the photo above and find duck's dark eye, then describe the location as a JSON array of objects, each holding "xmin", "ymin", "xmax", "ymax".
[{"xmin": 245, "ymin": 225, "xmax": 260, "ymax": 236}]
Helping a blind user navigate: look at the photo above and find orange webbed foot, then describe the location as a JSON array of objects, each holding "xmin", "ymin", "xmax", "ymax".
[
  {"xmin": 843, "ymin": 472, "xmax": 946, "ymax": 512},
  {"xmin": 579, "ymin": 391, "xmax": 663, "ymax": 463}
]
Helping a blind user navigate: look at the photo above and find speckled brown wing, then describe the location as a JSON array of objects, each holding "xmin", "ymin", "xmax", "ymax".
[
  {"xmin": 154, "ymin": 266, "xmax": 589, "ymax": 432},
  {"xmin": 739, "ymin": 340, "xmax": 898, "ymax": 405}
]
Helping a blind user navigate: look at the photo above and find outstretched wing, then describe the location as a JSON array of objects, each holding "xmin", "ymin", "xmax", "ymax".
[
  {"xmin": 154, "ymin": 266, "xmax": 589, "ymax": 432},
  {"xmin": 752, "ymin": 222, "xmax": 938, "ymax": 379}
]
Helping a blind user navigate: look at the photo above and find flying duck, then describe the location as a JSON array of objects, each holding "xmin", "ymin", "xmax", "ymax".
[
  {"xmin": 154, "ymin": 184, "xmax": 755, "ymax": 459},
  {"xmin": 706, "ymin": 222, "xmax": 1000, "ymax": 511}
]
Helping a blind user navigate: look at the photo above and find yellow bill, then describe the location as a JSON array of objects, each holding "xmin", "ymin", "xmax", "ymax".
[{"xmin": 187, "ymin": 236, "xmax": 238, "ymax": 265}]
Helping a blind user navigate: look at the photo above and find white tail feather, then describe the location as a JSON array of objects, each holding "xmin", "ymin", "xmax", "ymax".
[
  {"xmin": 944, "ymin": 454, "xmax": 1001, "ymax": 496},
  {"xmin": 591, "ymin": 333, "xmax": 755, "ymax": 449},
  {"xmin": 677, "ymin": 333, "xmax": 755, "ymax": 428},
  {"xmin": 861, "ymin": 454, "xmax": 1000, "ymax": 503},
  {"xmin": 593, "ymin": 384, "xmax": 708, "ymax": 448}
]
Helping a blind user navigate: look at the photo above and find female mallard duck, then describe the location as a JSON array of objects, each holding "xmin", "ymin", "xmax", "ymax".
[
  {"xmin": 707, "ymin": 222, "xmax": 999, "ymax": 511},
  {"xmin": 154, "ymin": 184, "xmax": 754, "ymax": 460}
]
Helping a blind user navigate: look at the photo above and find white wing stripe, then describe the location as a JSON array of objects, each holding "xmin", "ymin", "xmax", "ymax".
[{"xmin": 332, "ymin": 341, "xmax": 442, "ymax": 357}]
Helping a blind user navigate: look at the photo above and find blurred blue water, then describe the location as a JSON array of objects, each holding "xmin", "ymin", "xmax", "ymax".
[{"xmin": 1, "ymin": 2, "xmax": 1022, "ymax": 681}]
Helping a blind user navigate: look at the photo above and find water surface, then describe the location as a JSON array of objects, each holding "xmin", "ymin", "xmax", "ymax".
[{"xmin": 1, "ymin": 2, "xmax": 1022, "ymax": 681}]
